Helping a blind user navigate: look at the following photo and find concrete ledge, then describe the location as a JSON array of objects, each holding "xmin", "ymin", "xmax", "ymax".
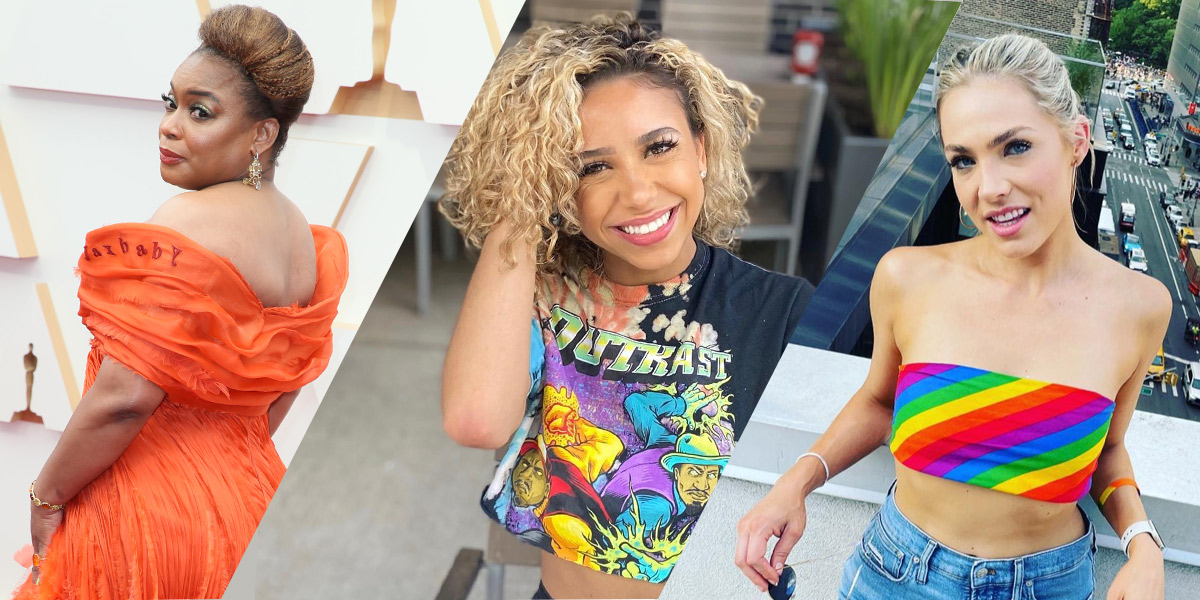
[
  {"xmin": 726, "ymin": 345, "xmax": 1200, "ymax": 564},
  {"xmin": 657, "ymin": 345, "xmax": 1200, "ymax": 599},
  {"xmin": 659, "ymin": 477, "xmax": 1200, "ymax": 600}
]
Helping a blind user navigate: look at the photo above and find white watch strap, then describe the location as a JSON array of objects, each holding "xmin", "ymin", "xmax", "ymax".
[{"xmin": 1121, "ymin": 520, "xmax": 1163, "ymax": 557}]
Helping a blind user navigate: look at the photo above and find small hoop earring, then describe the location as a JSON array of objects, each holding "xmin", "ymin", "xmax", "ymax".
[
  {"xmin": 959, "ymin": 206, "xmax": 974, "ymax": 231},
  {"xmin": 243, "ymin": 149, "xmax": 262, "ymax": 191}
]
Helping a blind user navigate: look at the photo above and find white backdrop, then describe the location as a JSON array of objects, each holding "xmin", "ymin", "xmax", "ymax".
[{"xmin": 0, "ymin": 0, "xmax": 522, "ymax": 589}]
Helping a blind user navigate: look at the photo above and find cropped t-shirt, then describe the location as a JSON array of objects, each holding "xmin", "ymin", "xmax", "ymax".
[{"xmin": 480, "ymin": 240, "xmax": 813, "ymax": 583}]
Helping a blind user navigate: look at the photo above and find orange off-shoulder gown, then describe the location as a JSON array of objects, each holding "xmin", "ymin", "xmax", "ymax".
[{"xmin": 12, "ymin": 223, "xmax": 348, "ymax": 600}]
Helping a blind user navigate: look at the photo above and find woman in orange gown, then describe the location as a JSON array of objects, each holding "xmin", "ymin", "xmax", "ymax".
[{"xmin": 12, "ymin": 6, "xmax": 347, "ymax": 599}]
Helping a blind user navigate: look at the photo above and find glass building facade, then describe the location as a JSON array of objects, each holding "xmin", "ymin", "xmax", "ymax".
[{"xmin": 1169, "ymin": 0, "xmax": 1200, "ymax": 101}]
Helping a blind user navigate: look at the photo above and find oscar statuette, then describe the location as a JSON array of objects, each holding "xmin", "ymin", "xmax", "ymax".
[{"xmin": 12, "ymin": 342, "xmax": 43, "ymax": 424}]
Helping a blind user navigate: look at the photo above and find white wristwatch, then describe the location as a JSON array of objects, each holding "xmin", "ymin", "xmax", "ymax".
[{"xmin": 1120, "ymin": 520, "xmax": 1164, "ymax": 557}]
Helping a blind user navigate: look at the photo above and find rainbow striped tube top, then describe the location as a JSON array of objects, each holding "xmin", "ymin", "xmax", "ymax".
[{"xmin": 890, "ymin": 363, "xmax": 1115, "ymax": 503}]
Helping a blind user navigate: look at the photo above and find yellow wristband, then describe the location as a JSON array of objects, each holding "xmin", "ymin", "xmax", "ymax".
[{"xmin": 1098, "ymin": 478, "xmax": 1139, "ymax": 507}]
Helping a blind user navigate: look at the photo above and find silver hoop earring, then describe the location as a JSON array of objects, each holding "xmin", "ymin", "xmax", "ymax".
[{"xmin": 959, "ymin": 206, "xmax": 973, "ymax": 230}]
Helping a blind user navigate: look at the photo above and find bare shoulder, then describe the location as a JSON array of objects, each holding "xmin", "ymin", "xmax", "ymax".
[
  {"xmin": 1099, "ymin": 255, "xmax": 1171, "ymax": 335},
  {"xmin": 146, "ymin": 191, "xmax": 226, "ymax": 250},
  {"xmin": 873, "ymin": 243, "xmax": 956, "ymax": 292},
  {"xmin": 147, "ymin": 184, "xmax": 309, "ymax": 257},
  {"xmin": 281, "ymin": 195, "xmax": 314, "ymax": 236},
  {"xmin": 276, "ymin": 193, "xmax": 316, "ymax": 257}
]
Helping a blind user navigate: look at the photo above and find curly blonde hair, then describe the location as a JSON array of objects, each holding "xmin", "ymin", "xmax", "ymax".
[{"xmin": 439, "ymin": 14, "xmax": 762, "ymax": 280}]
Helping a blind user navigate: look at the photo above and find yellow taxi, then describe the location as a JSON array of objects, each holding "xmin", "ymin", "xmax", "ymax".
[{"xmin": 1148, "ymin": 346, "xmax": 1166, "ymax": 381}]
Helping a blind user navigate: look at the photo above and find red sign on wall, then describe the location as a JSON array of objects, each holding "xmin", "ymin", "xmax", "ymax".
[
  {"xmin": 791, "ymin": 30, "xmax": 823, "ymax": 77},
  {"xmin": 1191, "ymin": 102, "xmax": 1197, "ymax": 115}
]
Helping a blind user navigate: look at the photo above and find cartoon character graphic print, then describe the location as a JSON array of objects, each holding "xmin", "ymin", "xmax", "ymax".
[{"xmin": 482, "ymin": 275, "xmax": 738, "ymax": 583}]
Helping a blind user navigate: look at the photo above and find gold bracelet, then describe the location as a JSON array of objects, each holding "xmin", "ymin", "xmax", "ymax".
[{"xmin": 29, "ymin": 481, "xmax": 64, "ymax": 512}]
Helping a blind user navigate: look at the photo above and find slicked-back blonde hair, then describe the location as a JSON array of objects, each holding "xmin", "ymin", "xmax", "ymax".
[
  {"xmin": 936, "ymin": 34, "xmax": 1092, "ymax": 169},
  {"xmin": 439, "ymin": 14, "xmax": 762, "ymax": 280}
]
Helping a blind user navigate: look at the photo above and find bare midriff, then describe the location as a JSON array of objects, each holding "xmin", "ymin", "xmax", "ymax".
[
  {"xmin": 540, "ymin": 552, "xmax": 666, "ymax": 600},
  {"xmin": 893, "ymin": 464, "xmax": 1088, "ymax": 558}
]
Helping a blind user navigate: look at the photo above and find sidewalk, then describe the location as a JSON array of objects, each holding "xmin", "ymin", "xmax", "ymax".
[
  {"xmin": 1145, "ymin": 83, "xmax": 1200, "ymax": 187},
  {"xmin": 1164, "ymin": 164, "xmax": 1200, "ymax": 189}
]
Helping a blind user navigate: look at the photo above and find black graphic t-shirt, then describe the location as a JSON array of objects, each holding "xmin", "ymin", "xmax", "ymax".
[{"xmin": 480, "ymin": 240, "xmax": 813, "ymax": 582}]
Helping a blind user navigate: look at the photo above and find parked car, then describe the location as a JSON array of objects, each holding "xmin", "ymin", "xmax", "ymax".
[
  {"xmin": 1128, "ymin": 247, "xmax": 1147, "ymax": 263},
  {"xmin": 1168, "ymin": 206, "xmax": 1186, "ymax": 230},
  {"xmin": 1129, "ymin": 257, "xmax": 1149, "ymax": 273},
  {"xmin": 1123, "ymin": 232, "xmax": 1142, "ymax": 254},
  {"xmin": 1120, "ymin": 211, "xmax": 1136, "ymax": 232},
  {"xmin": 1147, "ymin": 148, "xmax": 1161, "ymax": 166},
  {"xmin": 1185, "ymin": 364, "xmax": 1200, "ymax": 407}
]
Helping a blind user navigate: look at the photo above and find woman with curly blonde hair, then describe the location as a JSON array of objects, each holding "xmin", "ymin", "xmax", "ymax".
[{"xmin": 440, "ymin": 14, "xmax": 813, "ymax": 600}]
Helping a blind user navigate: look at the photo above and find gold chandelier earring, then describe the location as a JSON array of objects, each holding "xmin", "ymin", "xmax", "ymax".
[{"xmin": 243, "ymin": 149, "xmax": 262, "ymax": 191}]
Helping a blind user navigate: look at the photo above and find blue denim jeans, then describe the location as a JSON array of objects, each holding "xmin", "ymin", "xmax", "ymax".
[{"xmin": 838, "ymin": 487, "xmax": 1096, "ymax": 600}]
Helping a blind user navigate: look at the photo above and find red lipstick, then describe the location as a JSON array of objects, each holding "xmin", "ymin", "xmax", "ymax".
[{"xmin": 159, "ymin": 147, "xmax": 184, "ymax": 165}]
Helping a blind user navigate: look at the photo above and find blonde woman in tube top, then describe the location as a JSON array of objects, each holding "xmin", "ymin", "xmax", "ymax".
[{"xmin": 735, "ymin": 34, "xmax": 1167, "ymax": 600}]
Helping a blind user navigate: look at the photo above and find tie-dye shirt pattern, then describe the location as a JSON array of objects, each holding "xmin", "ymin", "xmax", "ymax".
[{"xmin": 480, "ymin": 241, "xmax": 812, "ymax": 582}]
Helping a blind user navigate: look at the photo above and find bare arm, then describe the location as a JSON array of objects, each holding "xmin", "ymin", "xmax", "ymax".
[
  {"xmin": 1092, "ymin": 279, "xmax": 1170, "ymax": 599},
  {"xmin": 33, "ymin": 357, "xmax": 165, "ymax": 505},
  {"xmin": 783, "ymin": 249, "xmax": 909, "ymax": 490},
  {"xmin": 735, "ymin": 249, "xmax": 909, "ymax": 589},
  {"xmin": 268, "ymin": 389, "xmax": 300, "ymax": 436},
  {"xmin": 441, "ymin": 222, "xmax": 539, "ymax": 449}
]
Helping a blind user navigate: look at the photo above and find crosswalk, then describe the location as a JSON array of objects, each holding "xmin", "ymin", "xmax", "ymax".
[
  {"xmin": 1109, "ymin": 151, "xmax": 1153, "ymax": 166},
  {"xmin": 1106, "ymin": 169, "xmax": 1172, "ymax": 192},
  {"xmin": 1159, "ymin": 378, "xmax": 1181, "ymax": 397}
]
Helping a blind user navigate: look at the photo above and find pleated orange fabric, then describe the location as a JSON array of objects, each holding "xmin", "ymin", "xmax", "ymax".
[{"xmin": 13, "ymin": 223, "xmax": 347, "ymax": 600}]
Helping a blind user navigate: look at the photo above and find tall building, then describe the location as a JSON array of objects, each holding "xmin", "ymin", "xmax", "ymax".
[
  {"xmin": 959, "ymin": 0, "xmax": 1107, "ymax": 42},
  {"xmin": 1169, "ymin": 0, "xmax": 1200, "ymax": 99},
  {"xmin": 1089, "ymin": 0, "xmax": 1114, "ymax": 43}
]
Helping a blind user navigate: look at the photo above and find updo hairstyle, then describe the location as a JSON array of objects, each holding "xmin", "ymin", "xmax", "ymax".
[{"xmin": 196, "ymin": 5, "xmax": 314, "ymax": 163}]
